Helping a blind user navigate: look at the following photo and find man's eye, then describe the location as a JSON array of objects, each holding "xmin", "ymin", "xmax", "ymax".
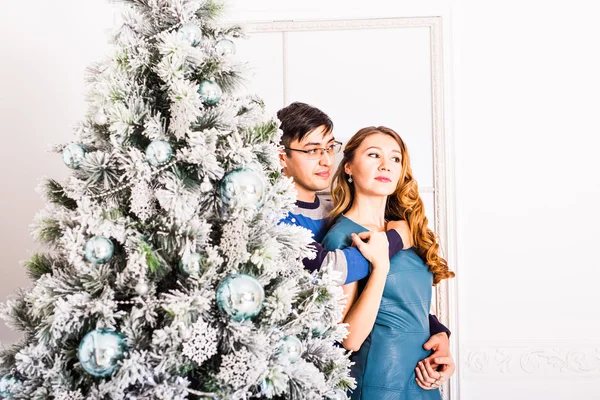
[
  {"xmin": 326, "ymin": 145, "xmax": 336, "ymax": 152},
  {"xmin": 306, "ymin": 149, "xmax": 318, "ymax": 155}
]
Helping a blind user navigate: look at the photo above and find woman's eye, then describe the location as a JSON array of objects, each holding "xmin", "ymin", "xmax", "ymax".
[
  {"xmin": 392, "ymin": 157, "xmax": 401, "ymax": 163},
  {"xmin": 368, "ymin": 153, "xmax": 380, "ymax": 158}
]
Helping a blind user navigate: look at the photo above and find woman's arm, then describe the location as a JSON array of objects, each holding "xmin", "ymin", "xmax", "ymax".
[
  {"xmin": 341, "ymin": 265, "xmax": 388, "ymax": 351},
  {"xmin": 341, "ymin": 281, "xmax": 359, "ymax": 321},
  {"xmin": 340, "ymin": 231, "xmax": 390, "ymax": 352}
]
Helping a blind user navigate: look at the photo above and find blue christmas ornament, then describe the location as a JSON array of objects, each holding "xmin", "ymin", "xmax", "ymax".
[
  {"xmin": 216, "ymin": 274, "xmax": 264, "ymax": 321},
  {"xmin": 62, "ymin": 143, "xmax": 87, "ymax": 169},
  {"xmin": 178, "ymin": 23, "xmax": 203, "ymax": 46},
  {"xmin": 84, "ymin": 236, "xmax": 114, "ymax": 264},
  {"xmin": 78, "ymin": 328, "xmax": 127, "ymax": 377},
  {"xmin": 327, "ymin": 389, "xmax": 348, "ymax": 400},
  {"xmin": 0, "ymin": 374, "xmax": 18, "ymax": 398},
  {"xmin": 220, "ymin": 168, "xmax": 267, "ymax": 208},
  {"xmin": 277, "ymin": 335, "xmax": 303, "ymax": 364},
  {"xmin": 311, "ymin": 320, "xmax": 330, "ymax": 337},
  {"xmin": 145, "ymin": 140, "xmax": 173, "ymax": 167},
  {"xmin": 215, "ymin": 39, "xmax": 235, "ymax": 56},
  {"xmin": 198, "ymin": 80, "xmax": 222, "ymax": 106},
  {"xmin": 179, "ymin": 253, "xmax": 206, "ymax": 275}
]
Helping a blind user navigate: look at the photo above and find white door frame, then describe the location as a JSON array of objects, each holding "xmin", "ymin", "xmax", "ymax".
[{"xmin": 245, "ymin": 17, "xmax": 459, "ymax": 400}]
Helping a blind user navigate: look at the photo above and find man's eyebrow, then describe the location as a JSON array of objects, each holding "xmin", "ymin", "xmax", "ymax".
[{"xmin": 303, "ymin": 137, "xmax": 336, "ymax": 147}]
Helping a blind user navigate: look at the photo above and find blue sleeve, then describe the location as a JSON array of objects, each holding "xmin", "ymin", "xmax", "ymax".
[
  {"xmin": 338, "ymin": 231, "xmax": 404, "ymax": 284},
  {"xmin": 302, "ymin": 241, "xmax": 368, "ymax": 283},
  {"xmin": 342, "ymin": 246, "xmax": 370, "ymax": 283}
]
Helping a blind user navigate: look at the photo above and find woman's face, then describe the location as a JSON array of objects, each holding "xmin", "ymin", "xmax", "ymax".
[{"xmin": 344, "ymin": 132, "xmax": 403, "ymax": 197}]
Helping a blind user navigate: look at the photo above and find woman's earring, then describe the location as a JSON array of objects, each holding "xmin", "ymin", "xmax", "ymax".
[{"xmin": 348, "ymin": 175, "xmax": 353, "ymax": 183}]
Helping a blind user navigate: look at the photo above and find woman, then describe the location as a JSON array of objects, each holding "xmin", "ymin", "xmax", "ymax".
[{"xmin": 321, "ymin": 126, "xmax": 455, "ymax": 399}]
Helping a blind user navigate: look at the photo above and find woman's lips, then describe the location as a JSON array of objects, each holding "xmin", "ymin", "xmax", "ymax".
[{"xmin": 375, "ymin": 176, "xmax": 391, "ymax": 182}]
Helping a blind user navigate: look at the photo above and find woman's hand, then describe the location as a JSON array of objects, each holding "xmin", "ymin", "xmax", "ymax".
[
  {"xmin": 351, "ymin": 231, "xmax": 390, "ymax": 271},
  {"xmin": 415, "ymin": 357, "xmax": 455, "ymax": 390}
]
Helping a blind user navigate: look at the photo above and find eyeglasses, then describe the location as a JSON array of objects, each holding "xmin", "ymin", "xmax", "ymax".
[{"xmin": 284, "ymin": 141, "xmax": 342, "ymax": 159}]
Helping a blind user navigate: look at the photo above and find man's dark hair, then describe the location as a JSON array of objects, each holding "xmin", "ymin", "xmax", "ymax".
[{"xmin": 277, "ymin": 102, "xmax": 334, "ymax": 153}]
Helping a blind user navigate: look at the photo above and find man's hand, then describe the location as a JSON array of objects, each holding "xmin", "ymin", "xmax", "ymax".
[
  {"xmin": 414, "ymin": 332, "xmax": 456, "ymax": 389},
  {"xmin": 351, "ymin": 231, "xmax": 389, "ymax": 270},
  {"xmin": 386, "ymin": 220, "xmax": 413, "ymax": 249},
  {"xmin": 423, "ymin": 332, "xmax": 451, "ymax": 369}
]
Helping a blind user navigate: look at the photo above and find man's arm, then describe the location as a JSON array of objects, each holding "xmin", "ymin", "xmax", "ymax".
[
  {"xmin": 303, "ymin": 230, "xmax": 403, "ymax": 284},
  {"xmin": 429, "ymin": 314, "xmax": 451, "ymax": 338},
  {"xmin": 279, "ymin": 213, "xmax": 404, "ymax": 284}
]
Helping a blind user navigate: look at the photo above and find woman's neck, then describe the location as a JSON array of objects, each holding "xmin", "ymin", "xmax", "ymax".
[{"xmin": 345, "ymin": 195, "xmax": 387, "ymax": 231}]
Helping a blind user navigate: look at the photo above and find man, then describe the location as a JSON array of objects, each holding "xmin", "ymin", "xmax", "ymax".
[{"xmin": 277, "ymin": 102, "xmax": 455, "ymax": 389}]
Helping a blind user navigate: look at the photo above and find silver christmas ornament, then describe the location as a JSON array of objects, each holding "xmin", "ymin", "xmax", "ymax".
[
  {"xmin": 179, "ymin": 253, "xmax": 206, "ymax": 275},
  {"xmin": 145, "ymin": 140, "xmax": 173, "ymax": 167},
  {"xmin": 198, "ymin": 80, "xmax": 222, "ymax": 106},
  {"xmin": 84, "ymin": 236, "xmax": 114, "ymax": 264},
  {"xmin": 277, "ymin": 335, "xmax": 303, "ymax": 364},
  {"xmin": 215, "ymin": 39, "xmax": 235, "ymax": 56},
  {"xmin": 220, "ymin": 167, "xmax": 267, "ymax": 208},
  {"xmin": 178, "ymin": 23, "xmax": 202, "ymax": 46},
  {"xmin": 327, "ymin": 389, "xmax": 348, "ymax": 400},
  {"xmin": 78, "ymin": 328, "xmax": 127, "ymax": 377},
  {"xmin": 62, "ymin": 144, "xmax": 87, "ymax": 169},
  {"xmin": 0, "ymin": 374, "xmax": 18, "ymax": 398},
  {"xmin": 216, "ymin": 274, "xmax": 264, "ymax": 321}
]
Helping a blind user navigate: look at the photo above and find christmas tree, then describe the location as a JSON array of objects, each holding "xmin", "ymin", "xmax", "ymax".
[{"xmin": 0, "ymin": 1, "xmax": 353, "ymax": 399}]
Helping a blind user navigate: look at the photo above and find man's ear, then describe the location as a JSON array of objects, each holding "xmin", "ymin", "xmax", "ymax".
[{"xmin": 279, "ymin": 150, "xmax": 288, "ymax": 173}]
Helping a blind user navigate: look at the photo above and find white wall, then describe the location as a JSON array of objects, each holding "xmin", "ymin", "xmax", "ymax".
[
  {"xmin": 0, "ymin": 0, "xmax": 116, "ymax": 343},
  {"xmin": 451, "ymin": 2, "xmax": 600, "ymax": 399},
  {"xmin": 1, "ymin": 1, "xmax": 599, "ymax": 399}
]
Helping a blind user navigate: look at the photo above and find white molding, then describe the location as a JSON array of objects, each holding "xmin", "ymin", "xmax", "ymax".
[
  {"xmin": 245, "ymin": 17, "xmax": 457, "ymax": 399},
  {"xmin": 282, "ymin": 31, "xmax": 289, "ymax": 105},
  {"xmin": 245, "ymin": 17, "xmax": 442, "ymax": 33},
  {"xmin": 462, "ymin": 343, "xmax": 600, "ymax": 379}
]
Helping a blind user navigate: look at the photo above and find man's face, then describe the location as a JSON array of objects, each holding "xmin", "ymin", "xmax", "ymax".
[{"xmin": 280, "ymin": 125, "xmax": 336, "ymax": 202}]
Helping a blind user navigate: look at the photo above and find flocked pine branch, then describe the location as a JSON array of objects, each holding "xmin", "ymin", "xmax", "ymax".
[{"xmin": 0, "ymin": 1, "xmax": 354, "ymax": 399}]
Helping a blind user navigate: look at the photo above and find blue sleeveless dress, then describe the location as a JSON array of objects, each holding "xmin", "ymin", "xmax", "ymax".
[{"xmin": 322, "ymin": 216, "xmax": 441, "ymax": 400}]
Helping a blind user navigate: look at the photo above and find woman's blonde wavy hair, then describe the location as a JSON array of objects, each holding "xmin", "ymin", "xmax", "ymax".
[{"xmin": 329, "ymin": 126, "xmax": 455, "ymax": 285}]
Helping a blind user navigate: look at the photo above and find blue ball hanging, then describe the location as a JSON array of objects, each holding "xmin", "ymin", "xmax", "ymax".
[
  {"xmin": 78, "ymin": 328, "xmax": 127, "ymax": 377},
  {"xmin": 327, "ymin": 389, "xmax": 348, "ymax": 400},
  {"xmin": 178, "ymin": 23, "xmax": 203, "ymax": 47},
  {"xmin": 216, "ymin": 274, "xmax": 264, "ymax": 321},
  {"xmin": 215, "ymin": 39, "xmax": 235, "ymax": 56},
  {"xmin": 277, "ymin": 335, "xmax": 303, "ymax": 364},
  {"xmin": 179, "ymin": 253, "xmax": 206, "ymax": 275},
  {"xmin": 146, "ymin": 140, "xmax": 173, "ymax": 167},
  {"xmin": 0, "ymin": 374, "xmax": 18, "ymax": 398},
  {"xmin": 198, "ymin": 80, "xmax": 222, "ymax": 106},
  {"xmin": 311, "ymin": 320, "xmax": 330, "ymax": 337},
  {"xmin": 84, "ymin": 236, "xmax": 114, "ymax": 264},
  {"xmin": 220, "ymin": 168, "xmax": 267, "ymax": 208},
  {"xmin": 62, "ymin": 144, "xmax": 87, "ymax": 169}
]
